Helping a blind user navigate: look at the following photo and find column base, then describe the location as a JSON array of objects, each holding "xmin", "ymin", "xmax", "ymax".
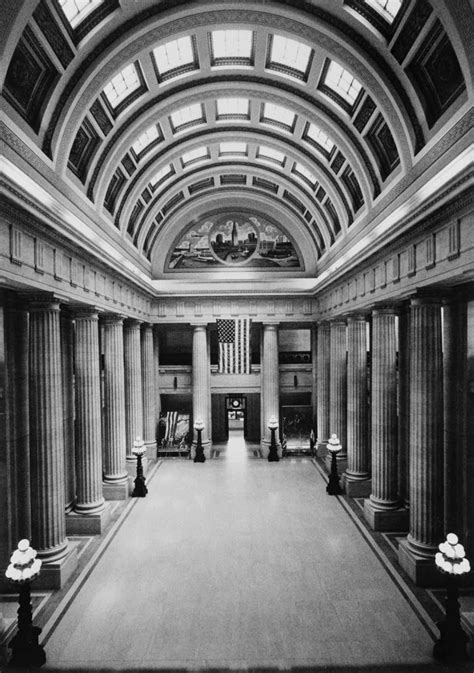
[
  {"xmin": 66, "ymin": 503, "xmax": 113, "ymax": 535},
  {"xmin": 191, "ymin": 441, "xmax": 211, "ymax": 461},
  {"xmin": 342, "ymin": 474, "xmax": 371, "ymax": 497},
  {"xmin": 316, "ymin": 442, "xmax": 327, "ymax": 459},
  {"xmin": 325, "ymin": 454, "xmax": 347, "ymax": 475},
  {"xmin": 398, "ymin": 538, "xmax": 445, "ymax": 587},
  {"xmin": 363, "ymin": 499, "xmax": 409, "ymax": 531},
  {"xmin": 103, "ymin": 479, "xmax": 130, "ymax": 500},
  {"xmin": 33, "ymin": 545, "xmax": 78, "ymax": 590}
]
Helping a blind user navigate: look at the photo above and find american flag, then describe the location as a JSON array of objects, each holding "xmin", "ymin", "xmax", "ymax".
[{"xmin": 217, "ymin": 318, "xmax": 251, "ymax": 373}]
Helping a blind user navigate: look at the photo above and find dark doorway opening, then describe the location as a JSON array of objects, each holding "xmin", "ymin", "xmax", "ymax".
[{"xmin": 225, "ymin": 395, "xmax": 246, "ymax": 438}]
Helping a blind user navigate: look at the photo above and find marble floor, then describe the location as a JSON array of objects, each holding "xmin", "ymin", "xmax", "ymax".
[{"xmin": 8, "ymin": 432, "xmax": 473, "ymax": 671}]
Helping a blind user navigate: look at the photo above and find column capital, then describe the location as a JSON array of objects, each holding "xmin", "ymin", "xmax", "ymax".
[
  {"xmin": 371, "ymin": 305, "xmax": 399, "ymax": 316},
  {"xmin": 346, "ymin": 313, "xmax": 368, "ymax": 323},
  {"xmin": 409, "ymin": 295, "xmax": 442, "ymax": 307},
  {"xmin": 124, "ymin": 317, "xmax": 143, "ymax": 328},
  {"xmin": 71, "ymin": 306, "xmax": 100, "ymax": 320},
  {"xmin": 101, "ymin": 312, "xmax": 126, "ymax": 325},
  {"xmin": 262, "ymin": 321, "xmax": 279, "ymax": 329},
  {"xmin": 190, "ymin": 321, "xmax": 208, "ymax": 329},
  {"xmin": 23, "ymin": 292, "xmax": 63, "ymax": 312}
]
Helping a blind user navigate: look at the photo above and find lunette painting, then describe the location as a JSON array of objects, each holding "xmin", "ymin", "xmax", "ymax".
[{"xmin": 167, "ymin": 212, "xmax": 302, "ymax": 270}]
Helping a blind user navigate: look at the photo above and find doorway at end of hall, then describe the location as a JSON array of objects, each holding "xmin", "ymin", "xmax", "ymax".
[{"xmin": 226, "ymin": 396, "xmax": 246, "ymax": 438}]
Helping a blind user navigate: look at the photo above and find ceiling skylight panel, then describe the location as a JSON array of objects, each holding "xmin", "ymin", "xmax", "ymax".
[
  {"xmin": 293, "ymin": 162, "xmax": 317, "ymax": 187},
  {"xmin": 153, "ymin": 36, "xmax": 197, "ymax": 80},
  {"xmin": 365, "ymin": 0, "xmax": 402, "ymax": 22},
  {"xmin": 219, "ymin": 141, "xmax": 247, "ymax": 155},
  {"xmin": 58, "ymin": 0, "xmax": 103, "ymax": 28},
  {"xmin": 210, "ymin": 30, "xmax": 253, "ymax": 64},
  {"xmin": 132, "ymin": 125, "xmax": 161, "ymax": 157},
  {"xmin": 323, "ymin": 60, "xmax": 362, "ymax": 106},
  {"xmin": 150, "ymin": 164, "xmax": 174, "ymax": 187},
  {"xmin": 170, "ymin": 103, "xmax": 205, "ymax": 131},
  {"xmin": 216, "ymin": 98, "xmax": 250, "ymax": 119},
  {"xmin": 182, "ymin": 146, "xmax": 209, "ymax": 166},
  {"xmin": 305, "ymin": 123, "xmax": 335, "ymax": 154},
  {"xmin": 268, "ymin": 35, "xmax": 312, "ymax": 79},
  {"xmin": 256, "ymin": 146, "xmax": 285, "ymax": 165},
  {"xmin": 261, "ymin": 102, "xmax": 296, "ymax": 129},
  {"xmin": 103, "ymin": 63, "xmax": 141, "ymax": 108}
]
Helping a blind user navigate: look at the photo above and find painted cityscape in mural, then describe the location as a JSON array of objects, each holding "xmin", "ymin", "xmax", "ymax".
[{"xmin": 168, "ymin": 214, "xmax": 301, "ymax": 270}]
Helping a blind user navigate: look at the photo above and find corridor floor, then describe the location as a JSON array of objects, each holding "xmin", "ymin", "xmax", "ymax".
[{"xmin": 28, "ymin": 437, "xmax": 466, "ymax": 671}]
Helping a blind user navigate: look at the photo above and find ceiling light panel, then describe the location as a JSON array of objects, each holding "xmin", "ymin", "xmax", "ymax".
[
  {"xmin": 150, "ymin": 164, "xmax": 174, "ymax": 188},
  {"xmin": 210, "ymin": 29, "xmax": 254, "ymax": 65},
  {"xmin": 256, "ymin": 146, "xmax": 286, "ymax": 165},
  {"xmin": 219, "ymin": 141, "xmax": 247, "ymax": 155},
  {"xmin": 365, "ymin": 0, "xmax": 402, "ymax": 22},
  {"xmin": 323, "ymin": 60, "xmax": 362, "ymax": 106},
  {"xmin": 132, "ymin": 124, "xmax": 162, "ymax": 158},
  {"xmin": 153, "ymin": 36, "xmax": 198, "ymax": 82},
  {"xmin": 181, "ymin": 146, "xmax": 210, "ymax": 166},
  {"xmin": 304, "ymin": 123, "xmax": 335, "ymax": 155},
  {"xmin": 261, "ymin": 102, "xmax": 296, "ymax": 130},
  {"xmin": 103, "ymin": 63, "xmax": 142, "ymax": 108},
  {"xmin": 170, "ymin": 103, "xmax": 205, "ymax": 132},
  {"xmin": 267, "ymin": 34, "xmax": 312, "ymax": 80},
  {"xmin": 216, "ymin": 98, "xmax": 250, "ymax": 119},
  {"xmin": 293, "ymin": 162, "xmax": 318, "ymax": 187},
  {"xmin": 58, "ymin": 0, "xmax": 103, "ymax": 28}
]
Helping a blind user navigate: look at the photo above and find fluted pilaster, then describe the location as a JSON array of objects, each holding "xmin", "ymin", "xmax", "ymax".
[
  {"xmin": 73, "ymin": 309, "xmax": 105, "ymax": 515},
  {"xmin": 311, "ymin": 324, "xmax": 317, "ymax": 430},
  {"xmin": 60, "ymin": 310, "xmax": 75, "ymax": 512},
  {"xmin": 153, "ymin": 326, "xmax": 162, "ymax": 429},
  {"xmin": 192, "ymin": 324, "xmax": 211, "ymax": 451},
  {"xmin": 369, "ymin": 308, "xmax": 399, "ymax": 509},
  {"xmin": 316, "ymin": 322, "xmax": 330, "ymax": 446},
  {"xmin": 261, "ymin": 323, "xmax": 280, "ymax": 454},
  {"xmin": 124, "ymin": 319, "xmax": 143, "ymax": 458},
  {"xmin": 345, "ymin": 315, "xmax": 369, "ymax": 483},
  {"xmin": 398, "ymin": 305, "xmax": 410, "ymax": 508},
  {"xmin": 407, "ymin": 296, "xmax": 444, "ymax": 557},
  {"xmin": 141, "ymin": 324, "xmax": 156, "ymax": 451},
  {"xmin": 29, "ymin": 298, "xmax": 68, "ymax": 562},
  {"xmin": 442, "ymin": 297, "xmax": 467, "ymax": 536},
  {"xmin": 5, "ymin": 300, "xmax": 31, "ymax": 540},
  {"xmin": 102, "ymin": 314, "xmax": 127, "ymax": 485},
  {"xmin": 329, "ymin": 320, "xmax": 347, "ymax": 459}
]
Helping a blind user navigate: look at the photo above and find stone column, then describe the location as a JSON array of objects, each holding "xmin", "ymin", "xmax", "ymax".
[
  {"xmin": 343, "ymin": 315, "xmax": 370, "ymax": 497},
  {"xmin": 153, "ymin": 326, "xmax": 162, "ymax": 444},
  {"xmin": 398, "ymin": 304, "xmax": 410, "ymax": 508},
  {"xmin": 364, "ymin": 308, "xmax": 407, "ymax": 530},
  {"xmin": 311, "ymin": 324, "xmax": 317, "ymax": 433},
  {"xmin": 192, "ymin": 323, "xmax": 211, "ymax": 458},
  {"xmin": 29, "ymin": 296, "xmax": 77, "ymax": 588},
  {"xmin": 60, "ymin": 310, "xmax": 75, "ymax": 513},
  {"xmin": 329, "ymin": 320, "xmax": 347, "ymax": 462},
  {"xmin": 70, "ymin": 308, "xmax": 107, "ymax": 533},
  {"xmin": 442, "ymin": 296, "xmax": 468, "ymax": 538},
  {"xmin": 141, "ymin": 323, "xmax": 156, "ymax": 459},
  {"xmin": 398, "ymin": 296, "xmax": 444, "ymax": 586},
  {"xmin": 5, "ymin": 299, "xmax": 31, "ymax": 540},
  {"xmin": 124, "ymin": 319, "xmax": 144, "ymax": 465},
  {"xmin": 102, "ymin": 314, "xmax": 128, "ymax": 499},
  {"xmin": 261, "ymin": 323, "xmax": 281, "ymax": 458},
  {"xmin": 316, "ymin": 322, "xmax": 330, "ymax": 454}
]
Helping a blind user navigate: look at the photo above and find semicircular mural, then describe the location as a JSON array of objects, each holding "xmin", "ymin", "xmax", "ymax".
[{"xmin": 167, "ymin": 212, "xmax": 302, "ymax": 271}]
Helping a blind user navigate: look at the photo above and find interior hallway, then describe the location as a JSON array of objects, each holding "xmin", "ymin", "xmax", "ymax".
[{"xmin": 28, "ymin": 433, "xmax": 457, "ymax": 672}]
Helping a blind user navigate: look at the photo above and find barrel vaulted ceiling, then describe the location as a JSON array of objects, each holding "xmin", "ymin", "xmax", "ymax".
[{"xmin": 1, "ymin": 0, "xmax": 472, "ymax": 296}]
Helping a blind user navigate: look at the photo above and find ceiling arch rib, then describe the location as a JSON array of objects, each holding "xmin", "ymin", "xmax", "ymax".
[
  {"xmin": 49, "ymin": 9, "xmax": 419, "ymax": 194},
  {"xmin": 128, "ymin": 161, "xmax": 340, "ymax": 260},
  {"xmin": 112, "ymin": 127, "xmax": 360, "ymax": 242},
  {"xmin": 43, "ymin": 3, "xmax": 422, "ymax": 171},
  {"xmin": 90, "ymin": 81, "xmax": 377, "ymax": 219}
]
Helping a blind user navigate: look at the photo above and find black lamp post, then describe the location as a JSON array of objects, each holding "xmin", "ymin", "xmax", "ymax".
[
  {"xmin": 5, "ymin": 539, "xmax": 46, "ymax": 667},
  {"xmin": 433, "ymin": 533, "xmax": 470, "ymax": 663},
  {"xmin": 193, "ymin": 418, "xmax": 205, "ymax": 463},
  {"xmin": 326, "ymin": 433, "xmax": 343, "ymax": 495},
  {"xmin": 132, "ymin": 437, "xmax": 148, "ymax": 497},
  {"xmin": 268, "ymin": 415, "xmax": 279, "ymax": 462}
]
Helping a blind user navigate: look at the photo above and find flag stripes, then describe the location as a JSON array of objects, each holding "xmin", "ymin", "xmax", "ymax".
[{"xmin": 218, "ymin": 318, "xmax": 251, "ymax": 373}]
